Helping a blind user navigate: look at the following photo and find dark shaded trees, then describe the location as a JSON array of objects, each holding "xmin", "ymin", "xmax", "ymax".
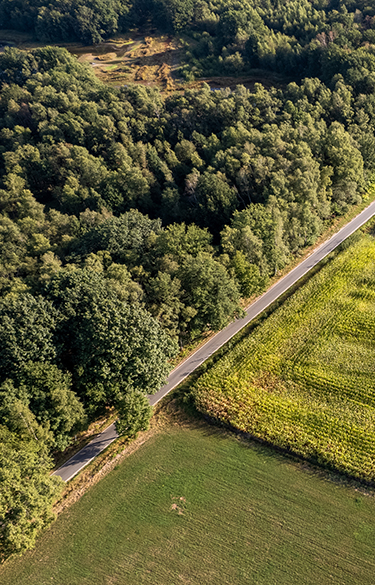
[
  {"xmin": 0, "ymin": 294, "xmax": 57, "ymax": 383},
  {"xmin": 44, "ymin": 270, "xmax": 178, "ymax": 415}
]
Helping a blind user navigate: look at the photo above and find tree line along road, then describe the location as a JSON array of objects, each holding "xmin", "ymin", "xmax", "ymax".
[{"xmin": 53, "ymin": 200, "xmax": 375, "ymax": 482}]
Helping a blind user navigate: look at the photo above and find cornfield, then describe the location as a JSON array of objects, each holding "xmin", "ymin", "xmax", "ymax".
[{"xmin": 191, "ymin": 234, "xmax": 375, "ymax": 481}]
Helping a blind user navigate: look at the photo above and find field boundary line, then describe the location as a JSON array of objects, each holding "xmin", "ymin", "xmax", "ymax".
[{"xmin": 54, "ymin": 199, "xmax": 375, "ymax": 481}]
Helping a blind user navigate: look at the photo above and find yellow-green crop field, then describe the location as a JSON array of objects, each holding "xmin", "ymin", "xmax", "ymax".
[{"xmin": 192, "ymin": 233, "xmax": 375, "ymax": 482}]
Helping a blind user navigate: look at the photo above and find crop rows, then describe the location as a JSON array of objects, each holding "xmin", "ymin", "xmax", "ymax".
[{"xmin": 191, "ymin": 235, "xmax": 375, "ymax": 482}]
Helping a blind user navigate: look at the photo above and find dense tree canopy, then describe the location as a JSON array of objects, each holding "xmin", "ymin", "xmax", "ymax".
[
  {"xmin": 44, "ymin": 269, "xmax": 177, "ymax": 414},
  {"xmin": 0, "ymin": 426, "xmax": 61, "ymax": 561},
  {"xmin": 1, "ymin": 0, "xmax": 374, "ymax": 73},
  {"xmin": 0, "ymin": 47, "xmax": 370, "ymax": 310},
  {"xmin": 0, "ymin": 294, "xmax": 57, "ymax": 381}
]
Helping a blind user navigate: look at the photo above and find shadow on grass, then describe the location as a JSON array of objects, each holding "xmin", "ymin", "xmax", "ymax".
[
  {"xmin": 159, "ymin": 229, "xmax": 375, "ymax": 496},
  {"xmin": 174, "ymin": 385, "xmax": 375, "ymax": 495}
]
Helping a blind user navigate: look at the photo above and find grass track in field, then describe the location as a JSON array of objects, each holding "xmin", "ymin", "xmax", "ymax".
[
  {"xmin": 1, "ymin": 422, "xmax": 375, "ymax": 584},
  {"xmin": 191, "ymin": 234, "xmax": 375, "ymax": 482}
]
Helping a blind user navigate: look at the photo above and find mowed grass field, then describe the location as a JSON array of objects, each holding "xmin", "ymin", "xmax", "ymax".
[
  {"xmin": 192, "ymin": 233, "xmax": 375, "ymax": 482},
  {"xmin": 1, "ymin": 421, "xmax": 375, "ymax": 585}
]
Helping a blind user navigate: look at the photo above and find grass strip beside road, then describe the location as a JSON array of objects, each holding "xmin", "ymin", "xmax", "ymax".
[{"xmin": 1, "ymin": 411, "xmax": 375, "ymax": 585}]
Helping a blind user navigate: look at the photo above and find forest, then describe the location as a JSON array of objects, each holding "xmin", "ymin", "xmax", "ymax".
[{"xmin": 1, "ymin": 0, "xmax": 375, "ymax": 560}]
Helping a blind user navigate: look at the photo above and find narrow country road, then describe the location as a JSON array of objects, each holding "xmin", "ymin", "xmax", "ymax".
[{"xmin": 53, "ymin": 200, "xmax": 375, "ymax": 482}]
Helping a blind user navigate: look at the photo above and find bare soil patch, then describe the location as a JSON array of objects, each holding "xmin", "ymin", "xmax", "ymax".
[{"xmin": 73, "ymin": 34, "xmax": 183, "ymax": 91}]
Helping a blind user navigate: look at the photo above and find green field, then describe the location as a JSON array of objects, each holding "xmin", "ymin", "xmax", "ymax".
[
  {"xmin": 1, "ymin": 419, "xmax": 375, "ymax": 585},
  {"xmin": 192, "ymin": 234, "xmax": 375, "ymax": 482}
]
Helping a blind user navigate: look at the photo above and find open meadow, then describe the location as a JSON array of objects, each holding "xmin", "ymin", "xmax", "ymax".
[
  {"xmin": 1, "ymin": 414, "xmax": 375, "ymax": 585},
  {"xmin": 0, "ymin": 29, "xmax": 287, "ymax": 92},
  {"xmin": 192, "ymin": 233, "xmax": 375, "ymax": 483}
]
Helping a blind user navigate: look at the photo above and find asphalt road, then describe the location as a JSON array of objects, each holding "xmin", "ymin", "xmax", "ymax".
[
  {"xmin": 52, "ymin": 423, "xmax": 119, "ymax": 482},
  {"xmin": 53, "ymin": 200, "xmax": 375, "ymax": 481}
]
